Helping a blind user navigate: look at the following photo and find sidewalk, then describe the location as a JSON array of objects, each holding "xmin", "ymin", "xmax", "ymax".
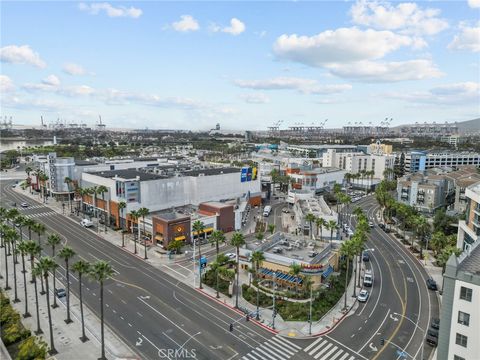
[{"xmin": 0, "ymin": 251, "xmax": 136, "ymax": 360}]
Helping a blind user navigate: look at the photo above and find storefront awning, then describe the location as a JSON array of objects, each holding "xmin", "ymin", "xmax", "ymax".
[
  {"xmin": 192, "ymin": 227, "xmax": 214, "ymax": 235},
  {"xmin": 155, "ymin": 235, "xmax": 164, "ymax": 241},
  {"xmin": 174, "ymin": 236, "xmax": 186, "ymax": 241},
  {"xmin": 322, "ymin": 265, "xmax": 334, "ymax": 279}
]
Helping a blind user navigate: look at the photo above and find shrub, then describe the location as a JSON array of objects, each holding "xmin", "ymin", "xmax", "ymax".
[{"xmin": 16, "ymin": 336, "xmax": 48, "ymax": 360}]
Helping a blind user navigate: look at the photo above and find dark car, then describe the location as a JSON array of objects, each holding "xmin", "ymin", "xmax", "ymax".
[
  {"xmin": 362, "ymin": 252, "xmax": 370, "ymax": 262},
  {"xmin": 430, "ymin": 318, "xmax": 440, "ymax": 330},
  {"xmin": 55, "ymin": 288, "xmax": 67, "ymax": 298},
  {"xmin": 378, "ymin": 223, "xmax": 385, "ymax": 230},
  {"xmin": 426, "ymin": 278, "xmax": 438, "ymax": 291},
  {"xmin": 426, "ymin": 329, "xmax": 438, "ymax": 346}
]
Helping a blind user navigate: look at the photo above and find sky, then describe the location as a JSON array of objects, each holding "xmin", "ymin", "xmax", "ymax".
[{"xmin": 1, "ymin": 0, "xmax": 479, "ymax": 131}]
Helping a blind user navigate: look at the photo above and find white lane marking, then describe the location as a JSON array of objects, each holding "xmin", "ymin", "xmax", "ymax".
[
  {"xmin": 308, "ymin": 340, "xmax": 326, "ymax": 356},
  {"xmin": 305, "ymin": 337, "xmax": 323, "ymax": 352},
  {"xmin": 128, "ymin": 323, "xmax": 132, "ymax": 327},
  {"xmin": 137, "ymin": 311, "xmax": 143, "ymax": 317},
  {"xmin": 314, "ymin": 343, "xmax": 333, "ymax": 359},
  {"xmin": 162, "ymin": 265, "xmax": 188, "ymax": 278},
  {"xmin": 318, "ymin": 346, "xmax": 339, "ymax": 360}
]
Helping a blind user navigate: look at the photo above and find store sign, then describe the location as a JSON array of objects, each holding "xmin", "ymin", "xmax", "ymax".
[{"xmin": 241, "ymin": 166, "xmax": 258, "ymax": 182}]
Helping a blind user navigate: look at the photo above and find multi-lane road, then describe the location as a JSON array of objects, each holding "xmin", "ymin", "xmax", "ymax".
[{"xmin": 1, "ymin": 177, "xmax": 439, "ymax": 360}]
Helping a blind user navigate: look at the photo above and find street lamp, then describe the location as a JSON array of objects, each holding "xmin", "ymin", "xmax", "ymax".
[
  {"xmin": 272, "ymin": 272, "xmax": 277, "ymax": 330},
  {"xmin": 393, "ymin": 312, "xmax": 425, "ymax": 360},
  {"xmin": 309, "ymin": 283, "xmax": 313, "ymax": 335}
]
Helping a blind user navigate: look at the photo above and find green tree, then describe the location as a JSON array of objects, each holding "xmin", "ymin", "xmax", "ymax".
[
  {"xmin": 64, "ymin": 177, "xmax": 73, "ymax": 213},
  {"xmin": 305, "ymin": 213, "xmax": 316, "ymax": 239},
  {"xmin": 89, "ymin": 260, "xmax": 115, "ymax": 360},
  {"xmin": 340, "ymin": 240, "xmax": 356, "ymax": 310},
  {"xmin": 96, "ymin": 185, "xmax": 109, "ymax": 232},
  {"xmin": 137, "ymin": 207, "xmax": 150, "ymax": 260},
  {"xmin": 46, "ymin": 234, "xmax": 62, "ymax": 308},
  {"xmin": 250, "ymin": 250, "xmax": 265, "ymax": 284},
  {"xmin": 209, "ymin": 230, "xmax": 225, "ymax": 261},
  {"xmin": 118, "ymin": 201, "xmax": 127, "ymax": 247},
  {"xmin": 326, "ymin": 220, "xmax": 338, "ymax": 244},
  {"xmin": 167, "ymin": 240, "xmax": 183, "ymax": 254},
  {"xmin": 73, "ymin": 260, "xmax": 91, "ymax": 342},
  {"xmin": 32, "ymin": 222, "xmax": 46, "ymax": 246},
  {"xmin": 268, "ymin": 223, "xmax": 276, "ymax": 235},
  {"xmin": 192, "ymin": 220, "xmax": 206, "ymax": 289},
  {"xmin": 17, "ymin": 336, "xmax": 47, "ymax": 359},
  {"xmin": 230, "ymin": 232, "xmax": 246, "ymax": 308},
  {"xmin": 2, "ymin": 228, "xmax": 14, "ymax": 291},
  {"xmin": 17, "ymin": 240, "xmax": 31, "ymax": 318},
  {"xmin": 289, "ymin": 263, "xmax": 302, "ymax": 296},
  {"xmin": 315, "ymin": 217, "xmax": 327, "ymax": 244},
  {"xmin": 58, "ymin": 246, "xmax": 76, "ymax": 323},
  {"xmin": 128, "ymin": 210, "xmax": 139, "ymax": 254},
  {"xmin": 24, "ymin": 218, "xmax": 36, "ymax": 241}
]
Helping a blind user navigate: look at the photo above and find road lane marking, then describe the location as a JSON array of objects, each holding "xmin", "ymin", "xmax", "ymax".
[
  {"xmin": 163, "ymin": 265, "xmax": 188, "ymax": 278},
  {"xmin": 308, "ymin": 340, "xmax": 326, "ymax": 355},
  {"xmin": 137, "ymin": 311, "xmax": 143, "ymax": 317},
  {"xmin": 359, "ymin": 309, "xmax": 391, "ymax": 352},
  {"xmin": 304, "ymin": 337, "xmax": 323, "ymax": 352},
  {"xmin": 128, "ymin": 323, "xmax": 132, "ymax": 327},
  {"xmin": 313, "ymin": 343, "xmax": 333, "ymax": 359}
]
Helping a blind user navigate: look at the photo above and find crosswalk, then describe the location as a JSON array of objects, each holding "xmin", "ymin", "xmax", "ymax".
[
  {"xmin": 242, "ymin": 336, "xmax": 301, "ymax": 360},
  {"xmin": 24, "ymin": 210, "xmax": 57, "ymax": 218},
  {"xmin": 304, "ymin": 337, "xmax": 358, "ymax": 360}
]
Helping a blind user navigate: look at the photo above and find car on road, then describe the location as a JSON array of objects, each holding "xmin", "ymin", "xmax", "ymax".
[
  {"xmin": 362, "ymin": 252, "xmax": 370, "ymax": 262},
  {"xmin": 225, "ymin": 253, "xmax": 236, "ymax": 260},
  {"xmin": 364, "ymin": 270, "xmax": 373, "ymax": 287},
  {"xmin": 55, "ymin": 288, "xmax": 67, "ymax": 298},
  {"xmin": 426, "ymin": 278, "xmax": 438, "ymax": 291},
  {"xmin": 430, "ymin": 318, "xmax": 440, "ymax": 330},
  {"xmin": 426, "ymin": 328, "xmax": 438, "ymax": 346},
  {"xmin": 357, "ymin": 290, "xmax": 369, "ymax": 302},
  {"xmin": 80, "ymin": 219, "xmax": 94, "ymax": 228},
  {"xmin": 368, "ymin": 221, "xmax": 374, "ymax": 228},
  {"xmin": 11, "ymin": 184, "xmax": 16, "ymax": 188},
  {"xmin": 282, "ymin": 208, "xmax": 290, "ymax": 214},
  {"xmin": 20, "ymin": 202, "xmax": 29, "ymax": 208}
]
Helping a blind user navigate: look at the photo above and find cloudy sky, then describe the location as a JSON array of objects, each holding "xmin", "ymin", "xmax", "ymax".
[{"xmin": 1, "ymin": 0, "xmax": 479, "ymax": 130}]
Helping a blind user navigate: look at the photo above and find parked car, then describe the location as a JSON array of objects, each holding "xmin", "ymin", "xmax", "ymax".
[
  {"xmin": 426, "ymin": 329, "xmax": 438, "ymax": 346},
  {"xmin": 364, "ymin": 270, "xmax": 373, "ymax": 287},
  {"xmin": 362, "ymin": 252, "xmax": 370, "ymax": 262},
  {"xmin": 80, "ymin": 219, "xmax": 94, "ymax": 228},
  {"xmin": 20, "ymin": 202, "xmax": 29, "ymax": 208},
  {"xmin": 430, "ymin": 318, "xmax": 440, "ymax": 330},
  {"xmin": 225, "ymin": 253, "xmax": 236, "ymax": 260},
  {"xmin": 357, "ymin": 290, "xmax": 369, "ymax": 302},
  {"xmin": 282, "ymin": 208, "xmax": 290, "ymax": 214},
  {"xmin": 55, "ymin": 288, "xmax": 66, "ymax": 298},
  {"xmin": 368, "ymin": 221, "xmax": 374, "ymax": 228},
  {"xmin": 426, "ymin": 278, "xmax": 438, "ymax": 291},
  {"xmin": 11, "ymin": 184, "xmax": 16, "ymax": 188},
  {"xmin": 378, "ymin": 223, "xmax": 385, "ymax": 230}
]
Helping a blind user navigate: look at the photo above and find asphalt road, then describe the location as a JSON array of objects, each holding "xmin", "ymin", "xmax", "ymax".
[{"xmin": 326, "ymin": 195, "xmax": 440, "ymax": 360}]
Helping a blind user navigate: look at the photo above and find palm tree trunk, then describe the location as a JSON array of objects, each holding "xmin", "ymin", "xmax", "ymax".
[
  {"xmin": 65, "ymin": 261, "xmax": 72, "ymax": 323},
  {"xmin": 44, "ymin": 274, "xmax": 57, "ymax": 355},
  {"xmin": 12, "ymin": 253, "xmax": 19, "ymax": 302},
  {"xmin": 357, "ymin": 254, "xmax": 362, "ymax": 287},
  {"xmin": 198, "ymin": 236, "xmax": 203, "ymax": 289},
  {"xmin": 33, "ymin": 275, "xmax": 42, "ymax": 334},
  {"xmin": 79, "ymin": 273, "xmax": 88, "ymax": 342},
  {"xmin": 40, "ymin": 271, "xmax": 45, "ymax": 295},
  {"xmin": 100, "ymin": 281, "xmax": 106, "ymax": 360},
  {"xmin": 344, "ymin": 259, "xmax": 349, "ymax": 309},
  {"xmin": 143, "ymin": 216, "xmax": 147, "ymax": 260},
  {"xmin": 30, "ymin": 256, "xmax": 35, "ymax": 283},
  {"xmin": 21, "ymin": 254, "xmax": 30, "ymax": 317},
  {"xmin": 134, "ymin": 222, "xmax": 138, "ymax": 254},
  {"xmin": 52, "ymin": 247, "xmax": 58, "ymax": 308},
  {"xmin": 4, "ymin": 245, "xmax": 11, "ymax": 290},
  {"xmin": 103, "ymin": 195, "xmax": 107, "ymax": 233},
  {"xmin": 235, "ymin": 246, "xmax": 240, "ymax": 308}
]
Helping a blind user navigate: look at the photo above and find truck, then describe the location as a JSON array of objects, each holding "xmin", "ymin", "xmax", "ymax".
[
  {"xmin": 363, "ymin": 269, "xmax": 373, "ymax": 287},
  {"xmin": 263, "ymin": 205, "xmax": 272, "ymax": 217}
]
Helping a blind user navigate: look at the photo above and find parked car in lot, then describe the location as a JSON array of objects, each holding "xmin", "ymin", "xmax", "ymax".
[
  {"xmin": 80, "ymin": 219, "xmax": 94, "ymax": 228},
  {"xmin": 357, "ymin": 290, "xmax": 369, "ymax": 302},
  {"xmin": 20, "ymin": 202, "xmax": 29, "ymax": 208},
  {"xmin": 426, "ymin": 278, "xmax": 438, "ymax": 291},
  {"xmin": 430, "ymin": 318, "xmax": 440, "ymax": 330},
  {"xmin": 55, "ymin": 288, "xmax": 66, "ymax": 298}
]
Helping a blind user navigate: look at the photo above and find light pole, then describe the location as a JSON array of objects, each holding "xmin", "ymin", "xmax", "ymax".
[
  {"xmin": 309, "ymin": 283, "xmax": 313, "ymax": 335},
  {"xmin": 256, "ymin": 281, "xmax": 261, "ymax": 320},
  {"xmin": 393, "ymin": 312, "xmax": 425, "ymax": 360},
  {"xmin": 193, "ymin": 237, "xmax": 196, "ymax": 288},
  {"xmin": 272, "ymin": 272, "xmax": 276, "ymax": 330}
]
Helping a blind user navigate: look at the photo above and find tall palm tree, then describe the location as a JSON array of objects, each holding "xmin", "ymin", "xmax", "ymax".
[
  {"xmin": 316, "ymin": 217, "xmax": 327, "ymax": 243},
  {"xmin": 3, "ymin": 229, "xmax": 13, "ymax": 290},
  {"xmin": 24, "ymin": 218, "xmax": 36, "ymax": 240},
  {"xmin": 289, "ymin": 263, "xmax": 302, "ymax": 296},
  {"xmin": 96, "ymin": 185, "xmax": 109, "ymax": 232},
  {"xmin": 230, "ymin": 232, "xmax": 246, "ymax": 308},
  {"xmin": 32, "ymin": 222, "xmax": 46, "ymax": 246},
  {"xmin": 25, "ymin": 240, "xmax": 41, "ymax": 283},
  {"xmin": 209, "ymin": 230, "xmax": 225, "ymax": 261},
  {"xmin": 39, "ymin": 173, "xmax": 49, "ymax": 203},
  {"xmin": 327, "ymin": 220, "xmax": 338, "ymax": 244},
  {"xmin": 73, "ymin": 260, "xmax": 91, "ymax": 342},
  {"xmin": 58, "ymin": 246, "xmax": 76, "ymax": 324},
  {"xmin": 118, "ymin": 201, "xmax": 127, "ymax": 247},
  {"xmin": 305, "ymin": 213, "xmax": 316, "ymax": 239},
  {"xmin": 25, "ymin": 166, "xmax": 33, "ymax": 193},
  {"xmin": 128, "ymin": 210, "xmax": 139, "ymax": 254},
  {"xmin": 89, "ymin": 260, "xmax": 114, "ymax": 360},
  {"xmin": 17, "ymin": 240, "xmax": 31, "ymax": 318},
  {"xmin": 192, "ymin": 220, "xmax": 205, "ymax": 289},
  {"xmin": 46, "ymin": 234, "xmax": 62, "ymax": 308},
  {"xmin": 0, "ymin": 223, "xmax": 7, "ymax": 249},
  {"xmin": 138, "ymin": 207, "xmax": 150, "ymax": 259},
  {"xmin": 8, "ymin": 230, "xmax": 20, "ymax": 302},
  {"xmin": 268, "ymin": 223, "xmax": 275, "ymax": 235},
  {"xmin": 36, "ymin": 256, "xmax": 59, "ymax": 355},
  {"xmin": 340, "ymin": 239, "xmax": 356, "ymax": 310},
  {"xmin": 30, "ymin": 264, "xmax": 43, "ymax": 335},
  {"xmin": 250, "ymin": 250, "xmax": 265, "ymax": 284}
]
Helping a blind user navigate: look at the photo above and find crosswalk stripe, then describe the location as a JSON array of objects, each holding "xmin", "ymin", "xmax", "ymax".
[
  {"xmin": 269, "ymin": 336, "xmax": 299, "ymax": 353},
  {"xmin": 348, "ymin": 356, "xmax": 355, "ymax": 360},
  {"xmin": 262, "ymin": 341, "xmax": 290, "ymax": 358},
  {"xmin": 338, "ymin": 353, "xmax": 350, "ymax": 360},
  {"xmin": 282, "ymin": 338, "xmax": 301, "ymax": 350},
  {"xmin": 318, "ymin": 345, "xmax": 339, "ymax": 360},
  {"xmin": 304, "ymin": 337, "xmax": 323, "ymax": 352},
  {"xmin": 267, "ymin": 340, "xmax": 295, "ymax": 356},
  {"xmin": 328, "ymin": 351, "xmax": 345, "ymax": 360},
  {"xmin": 255, "ymin": 347, "xmax": 283, "ymax": 360},
  {"xmin": 250, "ymin": 350, "xmax": 269, "ymax": 360},
  {"xmin": 244, "ymin": 354, "xmax": 257, "ymax": 360},
  {"xmin": 314, "ymin": 343, "xmax": 333, "ymax": 359},
  {"xmin": 308, "ymin": 340, "xmax": 327, "ymax": 356}
]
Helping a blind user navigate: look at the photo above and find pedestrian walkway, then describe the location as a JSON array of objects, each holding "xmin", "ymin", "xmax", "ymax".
[
  {"xmin": 241, "ymin": 335, "xmax": 301, "ymax": 360},
  {"xmin": 304, "ymin": 336, "xmax": 361, "ymax": 360}
]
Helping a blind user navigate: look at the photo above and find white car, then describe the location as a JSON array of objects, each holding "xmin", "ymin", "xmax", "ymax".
[
  {"xmin": 80, "ymin": 219, "xmax": 94, "ymax": 228},
  {"xmin": 368, "ymin": 221, "xmax": 374, "ymax": 228},
  {"xmin": 357, "ymin": 290, "xmax": 369, "ymax": 302},
  {"xmin": 225, "ymin": 253, "xmax": 236, "ymax": 260},
  {"xmin": 20, "ymin": 202, "xmax": 29, "ymax": 208}
]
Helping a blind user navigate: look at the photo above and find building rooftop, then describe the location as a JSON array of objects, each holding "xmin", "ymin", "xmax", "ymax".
[
  {"xmin": 88, "ymin": 169, "xmax": 166, "ymax": 181},
  {"xmin": 182, "ymin": 167, "xmax": 241, "ymax": 177},
  {"xmin": 458, "ymin": 241, "xmax": 480, "ymax": 275},
  {"xmin": 75, "ymin": 160, "xmax": 98, "ymax": 166},
  {"xmin": 152, "ymin": 211, "xmax": 189, "ymax": 222}
]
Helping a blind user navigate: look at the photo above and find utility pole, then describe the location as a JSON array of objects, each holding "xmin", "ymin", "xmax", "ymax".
[
  {"xmin": 309, "ymin": 284, "xmax": 313, "ymax": 335},
  {"xmin": 272, "ymin": 272, "xmax": 276, "ymax": 330}
]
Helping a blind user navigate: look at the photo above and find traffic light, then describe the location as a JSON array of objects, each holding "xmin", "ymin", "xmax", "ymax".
[
  {"xmin": 380, "ymin": 338, "xmax": 385, "ymax": 346},
  {"xmin": 246, "ymin": 314, "xmax": 250, "ymax": 322},
  {"xmin": 229, "ymin": 323, "xmax": 234, "ymax": 332}
]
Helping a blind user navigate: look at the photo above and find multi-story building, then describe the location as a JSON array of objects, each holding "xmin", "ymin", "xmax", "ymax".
[
  {"xmin": 405, "ymin": 151, "xmax": 480, "ymax": 173},
  {"xmin": 437, "ymin": 239, "xmax": 480, "ymax": 360},
  {"xmin": 444, "ymin": 168, "xmax": 480, "ymax": 213},
  {"xmin": 31, "ymin": 152, "xmax": 75, "ymax": 198},
  {"xmin": 397, "ymin": 173, "xmax": 450, "ymax": 214},
  {"xmin": 289, "ymin": 167, "xmax": 346, "ymax": 193},
  {"xmin": 287, "ymin": 144, "xmax": 359, "ymax": 158},
  {"xmin": 457, "ymin": 182, "xmax": 480, "ymax": 250}
]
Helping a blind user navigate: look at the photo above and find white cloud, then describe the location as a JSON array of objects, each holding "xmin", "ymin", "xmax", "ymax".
[
  {"xmin": 468, "ymin": 0, "xmax": 480, "ymax": 8},
  {"xmin": 210, "ymin": 18, "xmax": 246, "ymax": 35},
  {"xmin": 23, "ymin": 74, "xmax": 61, "ymax": 91},
  {"xmin": 63, "ymin": 63, "xmax": 87, "ymax": 75},
  {"xmin": 1, "ymin": 95, "xmax": 64, "ymax": 112},
  {"xmin": 240, "ymin": 93, "xmax": 270, "ymax": 104},
  {"xmin": 385, "ymin": 82, "xmax": 480, "ymax": 105},
  {"xmin": 273, "ymin": 27, "xmax": 425, "ymax": 67},
  {"xmin": 60, "ymin": 85, "xmax": 95, "ymax": 97},
  {"xmin": 328, "ymin": 59, "xmax": 443, "ymax": 82},
  {"xmin": 234, "ymin": 77, "xmax": 352, "ymax": 94},
  {"xmin": 78, "ymin": 2, "xmax": 142, "ymax": 18},
  {"xmin": 0, "ymin": 75, "xmax": 15, "ymax": 93},
  {"xmin": 350, "ymin": 0, "xmax": 448, "ymax": 36},
  {"xmin": 448, "ymin": 23, "xmax": 480, "ymax": 52},
  {"xmin": 0, "ymin": 45, "xmax": 46, "ymax": 68},
  {"xmin": 43, "ymin": 75, "xmax": 60, "ymax": 87},
  {"xmin": 23, "ymin": 76, "xmax": 96, "ymax": 97},
  {"xmin": 172, "ymin": 15, "xmax": 199, "ymax": 32}
]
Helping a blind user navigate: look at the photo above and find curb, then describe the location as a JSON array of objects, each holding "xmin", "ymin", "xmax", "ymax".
[{"xmin": 195, "ymin": 288, "xmax": 279, "ymax": 335}]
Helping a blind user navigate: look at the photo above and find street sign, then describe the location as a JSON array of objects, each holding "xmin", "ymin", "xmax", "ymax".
[{"xmin": 200, "ymin": 256, "xmax": 207, "ymax": 268}]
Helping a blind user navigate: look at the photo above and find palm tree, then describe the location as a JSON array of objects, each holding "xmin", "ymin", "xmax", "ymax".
[
  {"xmin": 3, "ymin": 229, "xmax": 13, "ymax": 290},
  {"xmin": 118, "ymin": 201, "xmax": 127, "ymax": 247},
  {"xmin": 289, "ymin": 263, "xmax": 302, "ymax": 296},
  {"xmin": 192, "ymin": 220, "xmax": 205, "ymax": 289},
  {"xmin": 316, "ymin": 217, "xmax": 327, "ymax": 243},
  {"xmin": 230, "ymin": 232, "xmax": 246, "ymax": 308},
  {"xmin": 39, "ymin": 173, "xmax": 49, "ymax": 203},
  {"xmin": 64, "ymin": 177, "xmax": 73, "ymax": 213},
  {"xmin": 24, "ymin": 218, "xmax": 36, "ymax": 240},
  {"xmin": 36, "ymin": 256, "xmax": 59, "ymax": 355},
  {"xmin": 25, "ymin": 166, "xmax": 33, "ymax": 193},
  {"xmin": 17, "ymin": 241, "xmax": 31, "ymax": 318},
  {"xmin": 209, "ymin": 230, "xmax": 225, "ymax": 261},
  {"xmin": 32, "ymin": 222, "xmax": 46, "ymax": 246},
  {"xmin": 25, "ymin": 240, "xmax": 41, "ymax": 283},
  {"xmin": 89, "ymin": 260, "xmax": 115, "ymax": 360},
  {"xmin": 30, "ymin": 264, "xmax": 43, "ymax": 335},
  {"xmin": 305, "ymin": 213, "xmax": 316, "ymax": 239},
  {"xmin": 73, "ymin": 260, "xmax": 91, "ymax": 342},
  {"xmin": 96, "ymin": 185, "xmax": 109, "ymax": 232},
  {"xmin": 327, "ymin": 220, "xmax": 338, "ymax": 244},
  {"xmin": 340, "ymin": 239, "xmax": 356, "ymax": 309},
  {"xmin": 46, "ymin": 234, "xmax": 62, "ymax": 308},
  {"xmin": 250, "ymin": 250, "xmax": 265, "ymax": 284},
  {"xmin": 128, "ymin": 210, "xmax": 139, "ymax": 254},
  {"xmin": 58, "ymin": 246, "xmax": 76, "ymax": 324},
  {"xmin": 138, "ymin": 207, "xmax": 150, "ymax": 259},
  {"xmin": 268, "ymin": 223, "xmax": 275, "ymax": 235},
  {"xmin": 8, "ymin": 230, "xmax": 20, "ymax": 302}
]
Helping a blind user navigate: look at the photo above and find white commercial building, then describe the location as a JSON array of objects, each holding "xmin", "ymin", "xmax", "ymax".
[
  {"xmin": 457, "ymin": 182, "xmax": 480, "ymax": 251},
  {"xmin": 289, "ymin": 167, "xmax": 346, "ymax": 193}
]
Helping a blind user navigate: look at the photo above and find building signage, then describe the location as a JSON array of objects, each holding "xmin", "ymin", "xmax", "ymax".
[
  {"xmin": 241, "ymin": 166, "xmax": 258, "ymax": 182},
  {"xmin": 241, "ymin": 167, "xmax": 248, "ymax": 182}
]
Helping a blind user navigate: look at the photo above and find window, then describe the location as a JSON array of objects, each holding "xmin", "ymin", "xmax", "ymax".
[
  {"xmin": 460, "ymin": 287, "xmax": 472, "ymax": 301},
  {"xmin": 456, "ymin": 333, "xmax": 468, "ymax": 348},
  {"xmin": 458, "ymin": 311, "xmax": 470, "ymax": 326},
  {"xmin": 454, "ymin": 356, "xmax": 466, "ymax": 360}
]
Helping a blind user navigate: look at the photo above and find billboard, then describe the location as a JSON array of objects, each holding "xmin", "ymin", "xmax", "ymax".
[
  {"xmin": 241, "ymin": 166, "xmax": 258, "ymax": 182},
  {"xmin": 241, "ymin": 167, "xmax": 248, "ymax": 182}
]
